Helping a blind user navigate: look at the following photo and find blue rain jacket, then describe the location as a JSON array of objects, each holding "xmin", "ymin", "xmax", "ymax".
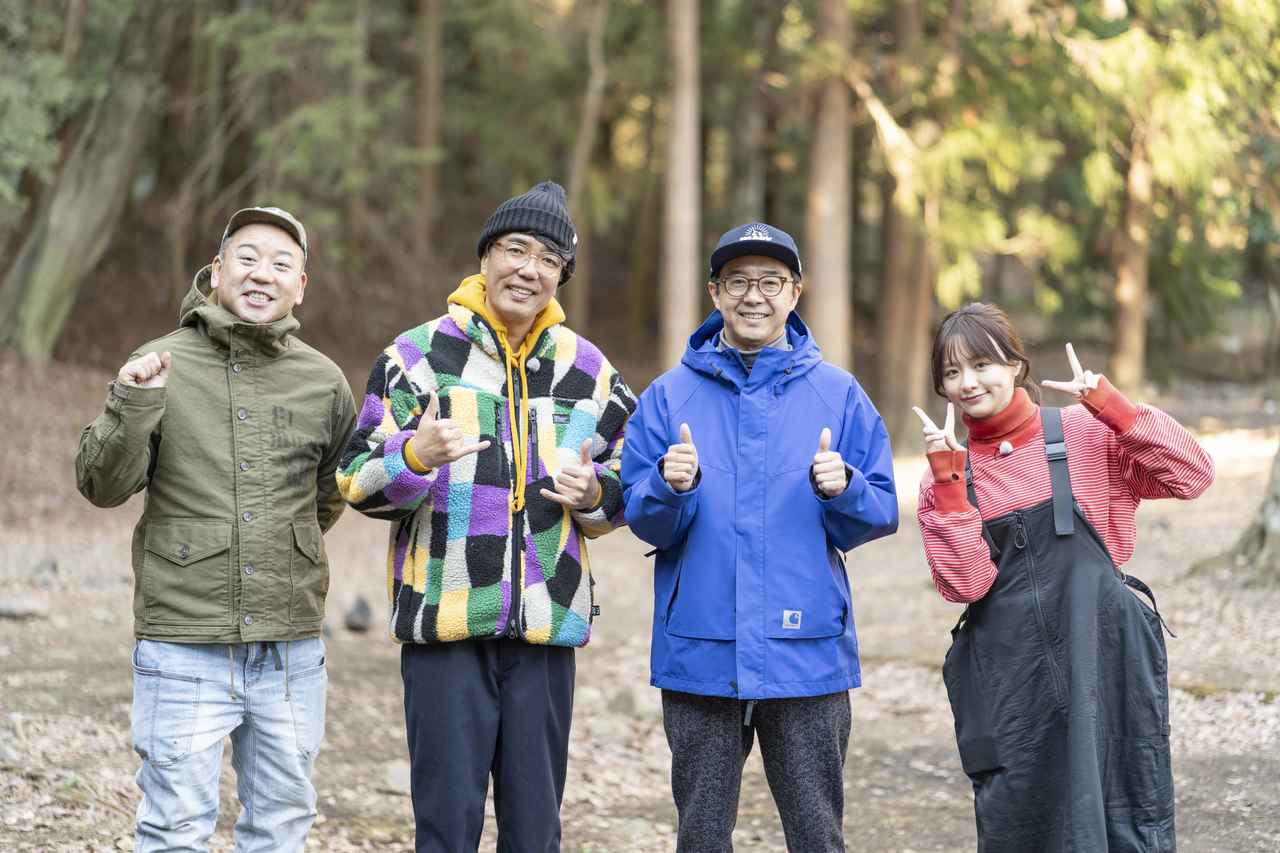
[{"xmin": 621, "ymin": 311, "xmax": 898, "ymax": 699}]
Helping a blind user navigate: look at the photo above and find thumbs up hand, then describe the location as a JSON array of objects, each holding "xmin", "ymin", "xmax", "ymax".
[
  {"xmin": 811, "ymin": 427, "xmax": 848, "ymax": 497},
  {"xmin": 408, "ymin": 391, "xmax": 492, "ymax": 470},
  {"xmin": 541, "ymin": 438, "xmax": 604, "ymax": 510},
  {"xmin": 663, "ymin": 422, "xmax": 699, "ymax": 493},
  {"xmin": 808, "ymin": 427, "xmax": 849, "ymax": 494}
]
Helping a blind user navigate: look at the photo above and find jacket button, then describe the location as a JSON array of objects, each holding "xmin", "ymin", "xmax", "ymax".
[
  {"xmin": 237, "ymin": 408, "xmax": 248, "ymax": 420},
  {"xmin": 232, "ymin": 362, "xmax": 243, "ymax": 373},
  {"xmin": 239, "ymin": 461, "xmax": 249, "ymax": 471},
  {"xmin": 244, "ymin": 564, "xmax": 255, "ymax": 576},
  {"xmin": 242, "ymin": 511, "xmax": 253, "ymax": 522},
  {"xmin": 244, "ymin": 615, "xmax": 254, "ymax": 626},
  {"xmin": 730, "ymin": 680, "xmax": 737, "ymax": 690},
  {"xmin": 178, "ymin": 544, "xmax": 190, "ymax": 559}
]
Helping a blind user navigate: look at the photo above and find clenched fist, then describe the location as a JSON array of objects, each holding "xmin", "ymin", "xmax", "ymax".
[{"xmin": 118, "ymin": 351, "xmax": 172, "ymax": 389}]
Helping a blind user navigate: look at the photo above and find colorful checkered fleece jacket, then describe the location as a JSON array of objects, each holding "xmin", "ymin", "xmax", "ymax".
[{"xmin": 337, "ymin": 301, "xmax": 636, "ymax": 647}]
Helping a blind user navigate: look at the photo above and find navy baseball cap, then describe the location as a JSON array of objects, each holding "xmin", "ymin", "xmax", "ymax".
[{"xmin": 708, "ymin": 222, "xmax": 802, "ymax": 279}]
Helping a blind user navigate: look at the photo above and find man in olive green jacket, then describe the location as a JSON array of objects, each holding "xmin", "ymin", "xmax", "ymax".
[{"xmin": 75, "ymin": 206, "xmax": 356, "ymax": 853}]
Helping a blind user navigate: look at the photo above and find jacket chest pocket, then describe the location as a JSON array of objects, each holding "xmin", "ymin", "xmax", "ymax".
[
  {"xmin": 142, "ymin": 519, "xmax": 233, "ymax": 626},
  {"xmin": 526, "ymin": 396, "xmax": 601, "ymax": 482},
  {"xmin": 289, "ymin": 520, "xmax": 327, "ymax": 625}
]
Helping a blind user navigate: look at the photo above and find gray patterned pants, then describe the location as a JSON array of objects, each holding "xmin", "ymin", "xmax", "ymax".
[{"xmin": 661, "ymin": 689, "xmax": 851, "ymax": 853}]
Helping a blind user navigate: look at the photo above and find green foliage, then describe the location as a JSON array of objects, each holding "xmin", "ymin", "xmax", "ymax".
[
  {"xmin": 0, "ymin": 0, "xmax": 131, "ymax": 225},
  {"xmin": 2, "ymin": 0, "xmax": 1276, "ymax": 373}
]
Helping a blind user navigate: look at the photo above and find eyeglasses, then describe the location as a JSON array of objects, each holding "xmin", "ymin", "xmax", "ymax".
[
  {"xmin": 716, "ymin": 274, "xmax": 794, "ymax": 298},
  {"xmin": 493, "ymin": 238, "xmax": 566, "ymax": 279}
]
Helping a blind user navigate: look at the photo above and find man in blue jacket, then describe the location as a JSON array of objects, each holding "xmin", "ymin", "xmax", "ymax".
[{"xmin": 621, "ymin": 222, "xmax": 898, "ymax": 852}]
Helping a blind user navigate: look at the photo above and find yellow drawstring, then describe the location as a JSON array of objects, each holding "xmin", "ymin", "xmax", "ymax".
[{"xmin": 499, "ymin": 335, "xmax": 532, "ymax": 513}]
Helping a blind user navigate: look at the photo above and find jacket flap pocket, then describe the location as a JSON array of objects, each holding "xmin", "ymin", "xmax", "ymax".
[
  {"xmin": 144, "ymin": 519, "xmax": 232, "ymax": 567},
  {"xmin": 763, "ymin": 605, "xmax": 845, "ymax": 639},
  {"xmin": 292, "ymin": 521, "xmax": 322, "ymax": 563}
]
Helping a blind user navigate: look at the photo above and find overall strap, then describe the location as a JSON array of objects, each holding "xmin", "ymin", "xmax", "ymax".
[
  {"xmin": 1041, "ymin": 407, "xmax": 1075, "ymax": 536},
  {"xmin": 964, "ymin": 453, "xmax": 1000, "ymax": 562}
]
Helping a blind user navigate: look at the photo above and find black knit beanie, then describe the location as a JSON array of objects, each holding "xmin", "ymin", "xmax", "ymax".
[{"xmin": 477, "ymin": 181, "xmax": 578, "ymax": 282}]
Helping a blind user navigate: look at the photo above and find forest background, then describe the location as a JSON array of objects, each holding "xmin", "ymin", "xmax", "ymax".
[{"xmin": 3, "ymin": 0, "xmax": 1279, "ymax": 444}]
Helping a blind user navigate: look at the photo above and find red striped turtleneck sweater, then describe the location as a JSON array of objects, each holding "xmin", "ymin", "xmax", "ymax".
[{"xmin": 916, "ymin": 378, "xmax": 1215, "ymax": 604}]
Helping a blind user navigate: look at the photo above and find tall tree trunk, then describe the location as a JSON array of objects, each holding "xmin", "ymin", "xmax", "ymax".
[
  {"xmin": 1111, "ymin": 128, "xmax": 1152, "ymax": 392},
  {"xmin": 627, "ymin": 108, "xmax": 661, "ymax": 357},
  {"xmin": 0, "ymin": 2, "xmax": 185, "ymax": 362},
  {"xmin": 416, "ymin": 0, "xmax": 443, "ymax": 269},
  {"xmin": 1194, "ymin": 444, "xmax": 1280, "ymax": 583},
  {"xmin": 565, "ymin": 0, "xmax": 609, "ymax": 330},
  {"xmin": 804, "ymin": 0, "xmax": 852, "ymax": 370},
  {"xmin": 347, "ymin": 0, "xmax": 371, "ymax": 247},
  {"xmin": 731, "ymin": 0, "xmax": 780, "ymax": 223},
  {"xmin": 661, "ymin": 0, "xmax": 701, "ymax": 370},
  {"xmin": 1, "ymin": 0, "xmax": 92, "ymax": 283},
  {"xmin": 874, "ymin": 0, "xmax": 935, "ymax": 444}
]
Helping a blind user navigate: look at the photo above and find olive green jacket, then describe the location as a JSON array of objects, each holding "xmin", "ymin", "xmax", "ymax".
[{"xmin": 75, "ymin": 267, "xmax": 357, "ymax": 642}]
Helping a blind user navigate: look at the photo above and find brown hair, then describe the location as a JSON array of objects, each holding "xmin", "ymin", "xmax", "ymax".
[{"xmin": 930, "ymin": 302, "xmax": 1040, "ymax": 403}]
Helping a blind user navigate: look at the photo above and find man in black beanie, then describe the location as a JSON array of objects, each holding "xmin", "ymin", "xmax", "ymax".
[{"xmin": 339, "ymin": 181, "xmax": 636, "ymax": 852}]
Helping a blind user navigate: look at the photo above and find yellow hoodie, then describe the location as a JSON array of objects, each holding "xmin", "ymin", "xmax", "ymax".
[{"xmin": 404, "ymin": 274, "xmax": 565, "ymax": 512}]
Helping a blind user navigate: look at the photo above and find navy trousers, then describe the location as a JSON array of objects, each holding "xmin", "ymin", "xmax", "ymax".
[{"xmin": 402, "ymin": 639, "xmax": 575, "ymax": 853}]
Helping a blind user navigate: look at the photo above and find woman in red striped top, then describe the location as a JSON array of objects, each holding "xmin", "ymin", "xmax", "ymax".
[{"xmin": 913, "ymin": 302, "xmax": 1214, "ymax": 852}]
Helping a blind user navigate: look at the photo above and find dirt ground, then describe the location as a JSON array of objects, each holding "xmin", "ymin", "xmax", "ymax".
[{"xmin": 2, "ymin": 355, "xmax": 1279, "ymax": 852}]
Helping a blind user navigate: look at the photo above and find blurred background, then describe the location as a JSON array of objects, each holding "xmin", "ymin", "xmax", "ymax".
[{"xmin": 1, "ymin": 0, "xmax": 1278, "ymax": 447}]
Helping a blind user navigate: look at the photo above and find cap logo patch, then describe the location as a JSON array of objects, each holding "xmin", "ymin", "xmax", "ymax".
[{"xmin": 741, "ymin": 224, "xmax": 772, "ymax": 242}]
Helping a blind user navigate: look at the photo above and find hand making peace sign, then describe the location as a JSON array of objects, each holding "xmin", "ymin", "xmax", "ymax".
[
  {"xmin": 1040, "ymin": 343, "xmax": 1101, "ymax": 401},
  {"xmin": 911, "ymin": 402, "xmax": 963, "ymax": 454}
]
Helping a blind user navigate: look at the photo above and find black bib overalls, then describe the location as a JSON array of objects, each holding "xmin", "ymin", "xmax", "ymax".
[{"xmin": 943, "ymin": 408, "xmax": 1176, "ymax": 852}]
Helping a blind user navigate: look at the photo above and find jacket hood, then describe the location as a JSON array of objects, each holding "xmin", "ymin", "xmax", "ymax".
[
  {"xmin": 681, "ymin": 310, "xmax": 822, "ymax": 386},
  {"xmin": 181, "ymin": 264, "xmax": 299, "ymax": 357},
  {"xmin": 446, "ymin": 274, "xmax": 565, "ymax": 361}
]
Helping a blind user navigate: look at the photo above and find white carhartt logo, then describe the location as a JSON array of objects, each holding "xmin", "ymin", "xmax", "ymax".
[
  {"xmin": 741, "ymin": 224, "xmax": 773, "ymax": 242},
  {"xmin": 782, "ymin": 609, "xmax": 802, "ymax": 629}
]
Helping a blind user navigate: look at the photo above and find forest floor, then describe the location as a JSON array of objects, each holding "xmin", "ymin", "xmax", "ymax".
[{"xmin": 2, "ymin": 354, "xmax": 1278, "ymax": 852}]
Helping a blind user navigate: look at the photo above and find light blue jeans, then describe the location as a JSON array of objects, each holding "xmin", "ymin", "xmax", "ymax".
[{"xmin": 130, "ymin": 637, "xmax": 327, "ymax": 852}]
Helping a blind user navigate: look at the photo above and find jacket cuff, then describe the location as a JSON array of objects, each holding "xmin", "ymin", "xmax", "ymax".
[
  {"xmin": 811, "ymin": 463, "xmax": 855, "ymax": 500},
  {"xmin": 1082, "ymin": 376, "xmax": 1138, "ymax": 433},
  {"xmin": 931, "ymin": 478, "xmax": 973, "ymax": 514},
  {"xmin": 402, "ymin": 437, "xmax": 433, "ymax": 474},
  {"xmin": 652, "ymin": 458, "xmax": 700, "ymax": 502},
  {"xmin": 109, "ymin": 379, "xmax": 166, "ymax": 405},
  {"xmin": 927, "ymin": 449, "xmax": 966, "ymax": 484}
]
